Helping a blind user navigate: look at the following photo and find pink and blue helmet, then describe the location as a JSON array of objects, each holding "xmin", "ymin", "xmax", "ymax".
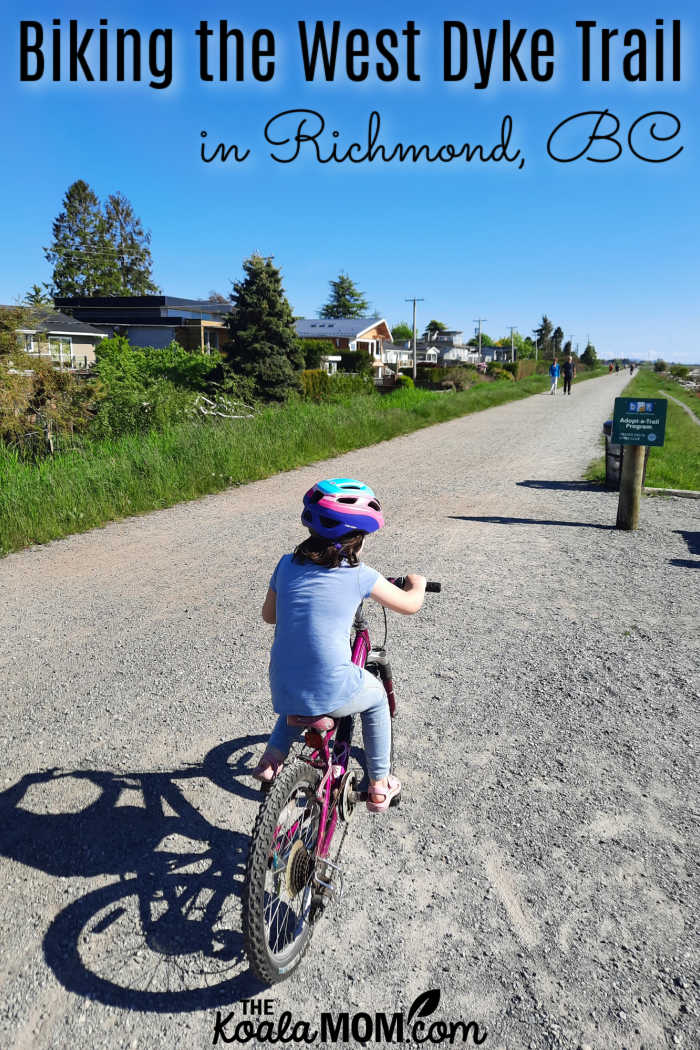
[{"xmin": 301, "ymin": 478, "xmax": 384, "ymax": 539}]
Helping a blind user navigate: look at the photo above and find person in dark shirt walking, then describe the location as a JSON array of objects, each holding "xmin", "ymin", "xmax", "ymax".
[{"xmin": 562, "ymin": 355, "xmax": 576, "ymax": 395}]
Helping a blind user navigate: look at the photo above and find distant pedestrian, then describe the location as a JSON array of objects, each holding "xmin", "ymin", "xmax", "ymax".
[
  {"xmin": 609, "ymin": 363, "xmax": 614, "ymax": 373},
  {"xmin": 629, "ymin": 362, "xmax": 635, "ymax": 374},
  {"xmin": 549, "ymin": 358, "xmax": 560, "ymax": 395},
  {"xmin": 615, "ymin": 362, "xmax": 620, "ymax": 373},
  {"xmin": 562, "ymin": 355, "xmax": 576, "ymax": 395}
]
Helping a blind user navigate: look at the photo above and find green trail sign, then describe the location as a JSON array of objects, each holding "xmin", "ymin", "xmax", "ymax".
[{"xmin": 612, "ymin": 397, "xmax": 667, "ymax": 446}]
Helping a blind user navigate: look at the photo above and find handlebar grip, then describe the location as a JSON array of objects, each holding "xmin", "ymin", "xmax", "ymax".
[{"xmin": 391, "ymin": 577, "xmax": 441, "ymax": 592}]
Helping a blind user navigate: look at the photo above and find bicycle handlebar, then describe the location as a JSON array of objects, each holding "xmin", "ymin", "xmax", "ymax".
[{"xmin": 391, "ymin": 577, "xmax": 441, "ymax": 593}]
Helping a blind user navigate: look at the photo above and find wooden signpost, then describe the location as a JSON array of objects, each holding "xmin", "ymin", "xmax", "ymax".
[{"xmin": 612, "ymin": 398, "xmax": 668, "ymax": 530}]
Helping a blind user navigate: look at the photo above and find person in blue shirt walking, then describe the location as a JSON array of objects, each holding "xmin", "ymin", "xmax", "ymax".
[
  {"xmin": 252, "ymin": 478, "xmax": 426, "ymax": 813},
  {"xmin": 549, "ymin": 357, "xmax": 560, "ymax": 395}
]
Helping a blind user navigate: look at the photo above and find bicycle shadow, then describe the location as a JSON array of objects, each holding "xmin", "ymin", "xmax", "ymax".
[{"xmin": 0, "ymin": 734, "xmax": 272, "ymax": 1012}]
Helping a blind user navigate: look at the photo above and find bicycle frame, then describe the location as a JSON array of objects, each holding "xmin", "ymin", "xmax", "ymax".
[{"xmin": 289, "ymin": 600, "xmax": 395, "ymax": 864}]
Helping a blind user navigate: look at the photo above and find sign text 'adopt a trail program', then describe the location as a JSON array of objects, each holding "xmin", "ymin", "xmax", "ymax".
[{"xmin": 612, "ymin": 398, "xmax": 667, "ymax": 446}]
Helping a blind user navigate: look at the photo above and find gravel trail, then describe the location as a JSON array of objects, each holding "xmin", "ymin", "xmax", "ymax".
[{"xmin": 1, "ymin": 370, "xmax": 698, "ymax": 1050}]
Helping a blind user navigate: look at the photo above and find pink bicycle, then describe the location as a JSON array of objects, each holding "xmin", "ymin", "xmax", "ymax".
[{"xmin": 242, "ymin": 577, "xmax": 440, "ymax": 984}]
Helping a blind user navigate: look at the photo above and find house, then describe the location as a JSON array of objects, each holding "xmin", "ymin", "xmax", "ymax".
[
  {"xmin": 54, "ymin": 295, "xmax": 232, "ymax": 354},
  {"xmin": 382, "ymin": 341, "xmax": 413, "ymax": 372},
  {"xmin": 294, "ymin": 318, "xmax": 392, "ymax": 376},
  {"xmin": 5, "ymin": 306, "xmax": 106, "ymax": 369},
  {"xmin": 423, "ymin": 329, "xmax": 479, "ymax": 365}
]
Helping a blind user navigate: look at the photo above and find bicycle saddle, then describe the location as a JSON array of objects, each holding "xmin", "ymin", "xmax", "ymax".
[{"xmin": 287, "ymin": 715, "xmax": 335, "ymax": 730}]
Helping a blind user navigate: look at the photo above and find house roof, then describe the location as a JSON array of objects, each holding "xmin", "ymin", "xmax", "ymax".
[
  {"xmin": 295, "ymin": 317, "xmax": 389, "ymax": 340},
  {"xmin": 2, "ymin": 306, "xmax": 105, "ymax": 338}
]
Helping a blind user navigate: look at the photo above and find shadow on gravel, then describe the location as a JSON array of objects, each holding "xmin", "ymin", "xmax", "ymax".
[
  {"xmin": 675, "ymin": 530, "xmax": 700, "ymax": 555},
  {"xmin": 0, "ymin": 735, "xmax": 273, "ymax": 1012},
  {"xmin": 670, "ymin": 531, "xmax": 700, "ymax": 569},
  {"xmin": 516, "ymin": 479, "xmax": 604, "ymax": 492},
  {"xmin": 451, "ymin": 515, "xmax": 615, "ymax": 530}
]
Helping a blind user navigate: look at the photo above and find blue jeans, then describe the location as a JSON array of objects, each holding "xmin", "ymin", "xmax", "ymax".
[{"xmin": 267, "ymin": 669, "xmax": 390, "ymax": 779}]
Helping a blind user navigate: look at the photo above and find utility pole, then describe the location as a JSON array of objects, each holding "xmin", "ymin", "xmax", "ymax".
[
  {"xmin": 473, "ymin": 317, "xmax": 487, "ymax": 361},
  {"xmin": 508, "ymin": 326, "xmax": 517, "ymax": 362},
  {"xmin": 405, "ymin": 297, "xmax": 424, "ymax": 380}
]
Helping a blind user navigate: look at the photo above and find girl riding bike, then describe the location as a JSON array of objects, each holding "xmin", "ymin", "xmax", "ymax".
[{"xmin": 253, "ymin": 477, "xmax": 426, "ymax": 812}]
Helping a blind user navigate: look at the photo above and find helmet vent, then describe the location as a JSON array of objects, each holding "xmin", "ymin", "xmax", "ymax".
[
  {"xmin": 368, "ymin": 500, "xmax": 381, "ymax": 511},
  {"xmin": 319, "ymin": 514, "xmax": 340, "ymax": 529},
  {"xmin": 337, "ymin": 496, "xmax": 358, "ymax": 504}
]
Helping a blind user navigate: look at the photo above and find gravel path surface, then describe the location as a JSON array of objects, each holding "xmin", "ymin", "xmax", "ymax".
[{"xmin": 1, "ymin": 370, "xmax": 698, "ymax": 1050}]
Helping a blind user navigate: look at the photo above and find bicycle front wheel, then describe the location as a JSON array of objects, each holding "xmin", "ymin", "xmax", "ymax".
[{"xmin": 242, "ymin": 762, "xmax": 322, "ymax": 983}]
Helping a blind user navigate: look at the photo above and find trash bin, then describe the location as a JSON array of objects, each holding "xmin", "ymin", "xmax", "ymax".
[{"xmin": 602, "ymin": 421, "xmax": 650, "ymax": 491}]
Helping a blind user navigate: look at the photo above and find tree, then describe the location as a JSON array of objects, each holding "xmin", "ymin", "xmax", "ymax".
[
  {"xmin": 533, "ymin": 315, "xmax": 554, "ymax": 357},
  {"xmin": 24, "ymin": 284, "xmax": 53, "ymax": 305},
  {"xmin": 320, "ymin": 272, "xmax": 369, "ymax": 318},
  {"xmin": 391, "ymin": 321, "xmax": 413, "ymax": 344},
  {"xmin": 552, "ymin": 327, "xmax": 564, "ymax": 355},
  {"xmin": 225, "ymin": 255, "xmax": 301, "ymax": 400},
  {"xmin": 653, "ymin": 358, "xmax": 667, "ymax": 373},
  {"xmin": 581, "ymin": 342, "xmax": 598, "ymax": 367},
  {"xmin": 102, "ymin": 192, "xmax": 159, "ymax": 295},
  {"xmin": 208, "ymin": 290, "xmax": 230, "ymax": 303},
  {"xmin": 45, "ymin": 180, "xmax": 158, "ymax": 298},
  {"xmin": 423, "ymin": 320, "xmax": 447, "ymax": 341},
  {"xmin": 563, "ymin": 340, "xmax": 572, "ymax": 356},
  {"xmin": 467, "ymin": 332, "xmax": 494, "ymax": 347},
  {"xmin": 45, "ymin": 180, "xmax": 109, "ymax": 297}
]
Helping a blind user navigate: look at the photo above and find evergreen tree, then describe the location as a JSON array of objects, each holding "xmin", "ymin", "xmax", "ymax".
[
  {"xmin": 45, "ymin": 180, "xmax": 158, "ymax": 298},
  {"xmin": 552, "ymin": 326, "xmax": 564, "ymax": 355},
  {"xmin": 103, "ymin": 192, "xmax": 159, "ymax": 295},
  {"xmin": 533, "ymin": 315, "xmax": 554, "ymax": 356},
  {"xmin": 581, "ymin": 342, "xmax": 598, "ymax": 367},
  {"xmin": 24, "ymin": 284, "xmax": 53, "ymax": 305},
  {"xmin": 45, "ymin": 180, "xmax": 109, "ymax": 297},
  {"xmin": 320, "ymin": 272, "xmax": 369, "ymax": 318},
  {"xmin": 225, "ymin": 254, "xmax": 301, "ymax": 401}
]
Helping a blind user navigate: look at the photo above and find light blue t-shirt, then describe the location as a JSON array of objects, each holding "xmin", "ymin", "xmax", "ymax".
[
  {"xmin": 549, "ymin": 362, "xmax": 560, "ymax": 378},
  {"xmin": 268, "ymin": 554, "xmax": 380, "ymax": 716}
]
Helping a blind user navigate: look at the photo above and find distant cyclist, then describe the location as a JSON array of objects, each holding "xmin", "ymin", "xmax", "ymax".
[{"xmin": 252, "ymin": 478, "xmax": 426, "ymax": 812}]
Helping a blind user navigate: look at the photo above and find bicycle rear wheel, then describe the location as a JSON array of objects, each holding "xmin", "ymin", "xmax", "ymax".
[{"xmin": 242, "ymin": 762, "xmax": 322, "ymax": 983}]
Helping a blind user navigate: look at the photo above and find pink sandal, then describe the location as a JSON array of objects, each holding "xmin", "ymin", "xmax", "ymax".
[{"xmin": 366, "ymin": 775, "xmax": 402, "ymax": 813}]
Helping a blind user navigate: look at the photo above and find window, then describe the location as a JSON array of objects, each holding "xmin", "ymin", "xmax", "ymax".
[
  {"xmin": 204, "ymin": 329, "xmax": 219, "ymax": 352},
  {"xmin": 23, "ymin": 334, "xmax": 36, "ymax": 354},
  {"xmin": 49, "ymin": 336, "xmax": 73, "ymax": 367}
]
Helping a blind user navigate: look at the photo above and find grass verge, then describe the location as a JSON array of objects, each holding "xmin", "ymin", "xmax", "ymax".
[
  {"xmin": 0, "ymin": 368, "xmax": 607, "ymax": 556},
  {"xmin": 585, "ymin": 369, "xmax": 700, "ymax": 491}
]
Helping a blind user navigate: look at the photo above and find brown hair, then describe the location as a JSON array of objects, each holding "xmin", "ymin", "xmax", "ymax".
[{"xmin": 293, "ymin": 531, "xmax": 365, "ymax": 568}]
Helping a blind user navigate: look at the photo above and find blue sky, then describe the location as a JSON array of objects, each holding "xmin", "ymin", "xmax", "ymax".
[{"xmin": 2, "ymin": 0, "xmax": 698, "ymax": 360}]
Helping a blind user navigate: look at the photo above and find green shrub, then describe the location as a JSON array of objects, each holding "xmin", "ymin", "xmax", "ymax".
[
  {"xmin": 501, "ymin": 359, "xmax": 537, "ymax": 380},
  {"xmin": 338, "ymin": 349, "xmax": 373, "ymax": 376},
  {"xmin": 300, "ymin": 369, "xmax": 332, "ymax": 400},
  {"xmin": 395, "ymin": 374, "xmax": 414, "ymax": 389},
  {"xmin": 670, "ymin": 364, "xmax": 690, "ymax": 379},
  {"xmin": 300, "ymin": 369, "xmax": 375, "ymax": 401},
  {"xmin": 488, "ymin": 366, "xmax": 515, "ymax": 382},
  {"xmin": 654, "ymin": 359, "xmax": 667, "ymax": 372},
  {"xmin": 299, "ymin": 338, "xmax": 334, "ymax": 370}
]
